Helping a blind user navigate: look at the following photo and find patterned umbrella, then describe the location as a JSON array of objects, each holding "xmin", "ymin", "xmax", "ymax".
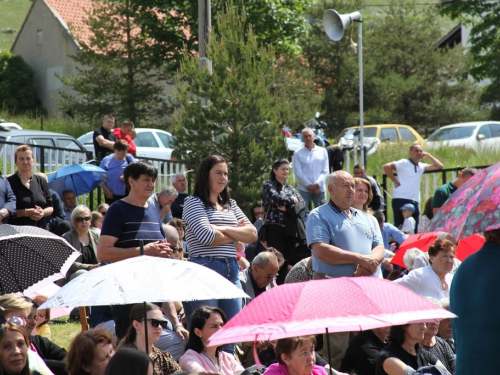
[
  {"xmin": 208, "ymin": 277, "xmax": 455, "ymax": 347},
  {"xmin": 426, "ymin": 162, "xmax": 500, "ymax": 239},
  {"xmin": 0, "ymin": 225, "xmax": 80, "ymax": 295},
  {"xmin": 39, "ymin": 256, "xmax": 249, "ymax": 308}
]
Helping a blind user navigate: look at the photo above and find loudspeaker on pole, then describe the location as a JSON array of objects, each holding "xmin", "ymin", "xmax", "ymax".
[{"xmin": 322, "ymin": 10, "xmax": 362, "ymax": 41}]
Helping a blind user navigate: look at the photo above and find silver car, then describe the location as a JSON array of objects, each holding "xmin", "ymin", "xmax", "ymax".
[
  {"xmin": 426, "ymin": 121, "xmax": 500, "ymax": 153},
  {"xmin": 78, "ymin": 128, "xmax": 176, "ymax": 161}
]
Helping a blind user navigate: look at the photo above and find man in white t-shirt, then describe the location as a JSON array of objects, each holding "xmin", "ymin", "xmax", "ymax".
[
  {"xmin": 383, "ymin": 144, "xmax": 443, "ymax": 230},
  {"xmin": 293, "ymin": 128, "xmax": 329, "ymax": 210}
]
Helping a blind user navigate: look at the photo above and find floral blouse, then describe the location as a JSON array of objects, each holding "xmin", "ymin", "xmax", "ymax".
[{"xmin": 261, "ymin": 179, "xmax": 304, "ymax": 228}]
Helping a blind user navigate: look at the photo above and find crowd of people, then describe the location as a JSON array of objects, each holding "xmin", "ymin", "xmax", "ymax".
[{"xmin": 0, "ymin": 124, "xmax": 496, "ymax": 375}]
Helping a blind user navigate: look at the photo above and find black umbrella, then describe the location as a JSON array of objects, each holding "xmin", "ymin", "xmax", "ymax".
[{"xmin": 0, "ymin": 225, "xmax": 80, "ymax": 295}]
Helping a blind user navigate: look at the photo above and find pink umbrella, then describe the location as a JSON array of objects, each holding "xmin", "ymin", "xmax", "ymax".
[
  {"xmin": 426, "ymin": 162, "xmax": 500, "ymax": 239},
  {"xmin": 208, "ymin": 277, "xmax": 455, "ymax": 347}
]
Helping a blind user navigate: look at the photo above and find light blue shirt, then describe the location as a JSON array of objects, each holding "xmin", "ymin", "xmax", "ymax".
[
  {"xmin": 100, "ymin": 154, "xmax": 135, "ymax": 195},
  {"xmin": 381, "ymin": 222, "xmax": 408, "ymax": 250},
  {"xmin": 306, "ymin": 201, "xmax": 382, "ymax": 277}
]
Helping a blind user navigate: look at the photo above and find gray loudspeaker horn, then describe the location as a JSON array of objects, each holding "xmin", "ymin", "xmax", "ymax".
[{"xmin": 323, "ymin": 10, "xmax": 362, "ymax": 41}]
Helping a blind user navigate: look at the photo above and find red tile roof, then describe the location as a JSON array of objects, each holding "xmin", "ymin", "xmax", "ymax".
[
  {"xmin": 45, "ymin": 0, "xmax": 95, "ymax": 48},
  {"xmin": 44, "ymin": 0, "xmax": 191, "ymax": 52}
]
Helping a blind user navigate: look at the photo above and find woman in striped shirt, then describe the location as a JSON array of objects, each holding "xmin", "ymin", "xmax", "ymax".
[{"xmin": 182, "ymin": 155, "xmax": 257, "ymax": 328}]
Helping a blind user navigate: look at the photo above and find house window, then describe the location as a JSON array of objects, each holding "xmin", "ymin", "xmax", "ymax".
[{"xmin": 37, "ymin": 30, "xmax": 43, "ymax": 45}]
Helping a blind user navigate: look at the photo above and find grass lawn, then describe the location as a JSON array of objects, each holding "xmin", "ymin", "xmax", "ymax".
[
  {"xmin": 0, "ymin": 0, "xmax": 31, "ymax": 52},
  {"xmin": 50, "ymin": 318, "xmax": 83, "ymax": 350}
]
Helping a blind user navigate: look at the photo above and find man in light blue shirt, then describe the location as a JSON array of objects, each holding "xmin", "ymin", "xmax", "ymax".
[
  {"xmin": 306, "ymin": 170, "xmax": 385, "ymax": 370},
  {"xmin": 372, "ymin": 211, "xmax": 408, "ymax": 250},
  {"xmin": 293, "ymin": 128, "xmax": 329, "ymax": 210}
]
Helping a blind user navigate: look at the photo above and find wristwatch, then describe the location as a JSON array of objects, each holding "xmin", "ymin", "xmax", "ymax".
[
  {"xmin": 173, "ymin": 323, "xmax": 183, "ymax": 329},
  {"xmin": 0, "ymin": 210, "xmax": 6, "ymax": 218}
]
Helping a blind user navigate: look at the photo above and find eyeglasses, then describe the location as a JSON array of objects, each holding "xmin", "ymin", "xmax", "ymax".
[
  {"xmin": 171, "ymin": 247, "xmax": 181, "ymax": 253},
  {"xmin": 259, "ymin": 267, "xmax": 278, "ymax": 280},
  {"xmin": 1, "ymin": 316, "xmax": 25, "ymax": 327},
  {"xmin": 76, "ymin": 216, "xmax": 91, "ymax": 223},
  {"xmin": 144, "ymin": 318, "xmax": 169, "ymax": 329}
]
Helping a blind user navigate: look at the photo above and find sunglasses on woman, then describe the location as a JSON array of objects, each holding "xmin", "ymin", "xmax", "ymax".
[
  {"xmin": 76, "ymin": 216, "xmax": 91, "ymax": 223},
  {"xmin": 0, "ymin": 316, "xmax": 25, "ymax": 329},
  {"xmin": 171, "ymin": 247, "xmax": 181, "ymax": 253},
  {"xmin": 144, "ymin": 318, "xmax": 169, "ymax": 329}
]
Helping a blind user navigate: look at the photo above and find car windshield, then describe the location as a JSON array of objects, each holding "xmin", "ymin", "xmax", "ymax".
[
  {"xmin": 427, "ymin": 126, "xmax": 475, "ymax": 141},
  {"xmin": 78, "ymin": 132, "xmax": 93, "ymax": 144},
  {"xmin": 336, "ymin": 127, "xmax": 377, "ymax": 143}
]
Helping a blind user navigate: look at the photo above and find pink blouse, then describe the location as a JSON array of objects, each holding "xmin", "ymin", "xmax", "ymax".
[{"xmin": 179, "ymin": 349, "xmax": 244, "ymax": 375}]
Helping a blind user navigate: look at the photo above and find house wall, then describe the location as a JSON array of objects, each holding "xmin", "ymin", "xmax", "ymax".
[
  {"xmin": 12, "ymin": 0, "xmax": 177, "ymax": 122},
  {"xmin": 12, "ymin": 0, "xmax": 80, "ymax": 116}
]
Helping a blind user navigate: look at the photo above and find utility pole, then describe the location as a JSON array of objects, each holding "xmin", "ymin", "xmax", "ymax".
[{"xmin": 198, "ymin": 0, "xmax": 212, "ymax": 72}]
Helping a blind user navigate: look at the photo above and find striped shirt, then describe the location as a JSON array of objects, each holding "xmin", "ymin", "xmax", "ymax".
[
  {"xmin": 182, "ymin": 196, "xmax": 250, "ymax": 258},
  {"xmin": 101, "ymin": 200, "xmax": 165, "ymax": 248}
]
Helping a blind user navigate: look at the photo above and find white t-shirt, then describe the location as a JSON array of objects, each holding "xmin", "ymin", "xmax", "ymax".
[
  {"xmin": 402, "ymin": 216, "xmax": 416, "ymax": 235},
  {"xmin": 392, "ymin": 159, "xmax": 428, "ymax": 202}
]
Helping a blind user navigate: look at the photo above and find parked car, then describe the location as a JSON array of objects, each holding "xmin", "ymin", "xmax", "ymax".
[
  {"xmin": 334, "ymin": 124, "xmax": 425, "ymax": 155},
  {"xmin": 0, "ymin": 119, "xmax": 23, "ymax": 130},
  {"xmin": 78, "ymin": 128, "xmax": 175, "ymax": 161},
  {"xmin": 426, "ymin": 121, "xmax": 500, "ymax": 152},
  {"xmin": 0, "ymin": 129, "xmax": 89, "ymax": 173}
]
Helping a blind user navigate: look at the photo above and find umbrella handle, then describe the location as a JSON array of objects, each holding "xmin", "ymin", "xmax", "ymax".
[
  {"xmin": 143, "ymin": 301, "xmax": 149, "ymax": 355},
  {"xmin": 79, "ymin": 307, "xmax": 88, "ymax": 331},
  {"xmin": 325, "ymin": 328, "xmax": 333, "ymax": 375}
]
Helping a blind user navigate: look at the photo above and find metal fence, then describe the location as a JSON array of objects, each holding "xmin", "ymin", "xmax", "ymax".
[
  {"xmin": 0, "ymin": 140, "xmax": 187, "ymax": 210},
  {"xmin": 0, "ymin": 140, "xmax": 89, "ymax": 176},
  {"xmin": 379, "ymin": 165, "xmax": 490, "ymax": 219}
]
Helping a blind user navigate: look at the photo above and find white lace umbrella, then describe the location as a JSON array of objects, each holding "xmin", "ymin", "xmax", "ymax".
[{"xmin": 39, "ymin": 256, "xmax": 249, "ymax": 308}]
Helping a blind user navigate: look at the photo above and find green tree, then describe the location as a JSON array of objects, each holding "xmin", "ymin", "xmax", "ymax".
[
  {"xmin": 364, "ymin": 0, "xmax": 486, "ymax": 130},
  {"xmin": 300, "ymin": 0, "xmax": 485, "ymax": 136},
  {"xmin": 0, "ymin": 51, "xmax": 45, "ymax": 115},
  {"xmin": 59, "ymin": 0, "xmax": 194, "ymax": 125},
  {"xmin": 132, "ymin": 0, "xmax": 311, "ymax": 58},
  {"xmin": 272, "ymin": 55, "xmax": 323, "ymax": 131},
  {"xmin": 212, "ymin": 0, "xmax": 311, "ymax": 56},
  {"xmin": 300, "ymin": 0, "xmax": 365, "ymax": 137},
  {"xmin": 173, "ymin": 4, "xmax": 301, "ymax": 206},
  {"xmin": 441, "ymin": 0, "xmax": 500, "ymax": 118}
]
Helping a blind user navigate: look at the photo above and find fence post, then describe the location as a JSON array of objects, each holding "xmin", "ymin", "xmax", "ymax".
[
  {"xmin": 382, "ymin": 174, "xmax": 388, "ymax": 220},
  {"xmin": 40, "ymin": 146, "xmax": 45, "ymax": 174}
]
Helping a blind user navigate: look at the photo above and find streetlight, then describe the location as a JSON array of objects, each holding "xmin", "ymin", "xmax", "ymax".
[{"xmin": 323, "ymin": 10, "xmax": 365, "ymax": 165}]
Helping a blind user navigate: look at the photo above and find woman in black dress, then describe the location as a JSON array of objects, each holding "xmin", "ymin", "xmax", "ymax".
[{"xmin": 7, "ymin": 145, "xmax": 53, "ymax": 227}]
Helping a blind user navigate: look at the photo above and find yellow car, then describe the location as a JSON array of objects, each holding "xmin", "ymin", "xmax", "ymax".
[{"xmin": 334, "ymin": 124, "xmax": 425, "ymax": 155}]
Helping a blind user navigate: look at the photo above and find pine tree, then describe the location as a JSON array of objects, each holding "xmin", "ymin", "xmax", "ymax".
[
  {"xmin": 173, "ymin": 3, "xmax": 295, "ymax": 206},
  {"xmin": 59, "ymin": 0, "xmax": 190, "ymax": 125}
]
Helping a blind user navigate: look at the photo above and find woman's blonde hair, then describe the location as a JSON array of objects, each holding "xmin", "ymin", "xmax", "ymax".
[
  {"xmin": 70, "ymin": 205, "xmax": 92, "ymax": 227},
  {"xmin": 0, "ymin": 294, "xmax": 33, "ymax": 316}
]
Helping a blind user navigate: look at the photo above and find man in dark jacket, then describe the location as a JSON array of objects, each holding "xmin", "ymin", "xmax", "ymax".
[{"xmin": 0, "ymin": 171, "xmax": 16, "ymax": 223}]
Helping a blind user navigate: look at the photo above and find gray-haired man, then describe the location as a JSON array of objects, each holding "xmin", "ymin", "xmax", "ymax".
[
  {"xmin": 171, "ymin": 173, "xmax": 188, "ymax": 219},
  {"xmin": 147, "ymin": 186, "xmax": 178, "ymax": 223}
]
